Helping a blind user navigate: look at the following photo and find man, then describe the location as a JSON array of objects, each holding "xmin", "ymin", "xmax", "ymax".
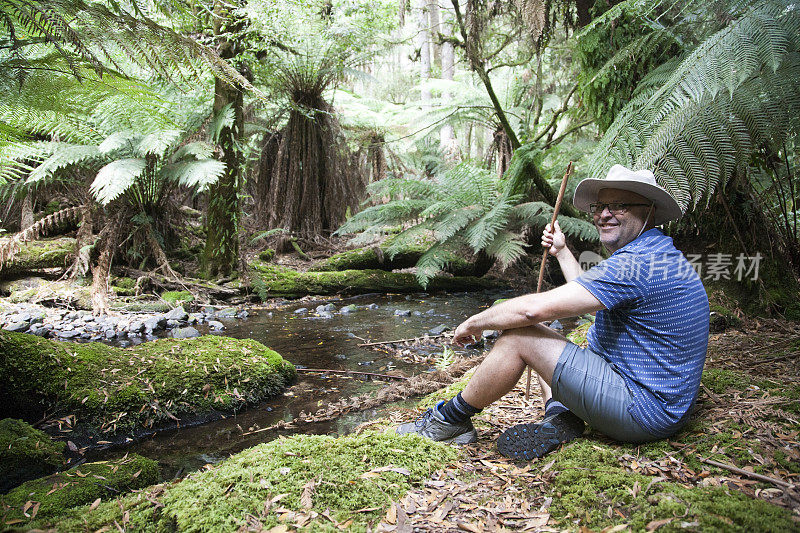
[{"xmin": 398, "ymin": 165, "xmax": 709, "ymax": 460}]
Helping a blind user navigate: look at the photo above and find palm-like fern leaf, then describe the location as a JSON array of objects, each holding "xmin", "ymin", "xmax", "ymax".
[
  {"xmin": 90, "ymin": 158, "xmax": 146, "ymax": 205},
  {"xmin": 590, "ymin": 0, "xmax": 800, "ymax": 210}
]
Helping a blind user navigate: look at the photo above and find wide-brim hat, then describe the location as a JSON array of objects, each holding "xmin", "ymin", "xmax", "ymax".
[{"xmin": 573, "ymin": 164, "xmax": 683, "ymax": 226}]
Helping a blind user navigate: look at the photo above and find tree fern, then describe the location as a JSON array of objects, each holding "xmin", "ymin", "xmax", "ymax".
[
  {"xmin": 590, "ymin": 0, "xmax": 800, "ymax": 210},
  {"xmin": 337, "ymin": 162, "xmax": 597, "ymax": 286}
]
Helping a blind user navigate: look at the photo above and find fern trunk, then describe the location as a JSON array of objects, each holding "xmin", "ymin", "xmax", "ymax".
[{"xmin": 202, "ymin": 77, "xmax": 243, "ymax": 278}]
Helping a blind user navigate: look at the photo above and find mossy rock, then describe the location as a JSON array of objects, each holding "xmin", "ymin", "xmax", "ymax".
[
  {"xmin": 40, "ymin": 432, "xmax": 459, "ymax": 532},
  {"xmin": 709, "ymin": 303, "xmax": 741, "ymax": 333},
  {"xmin": 1, "ymin": 453, "xmax": 158, "ymax": 525},
  {"xmin": 0, "ymin": 418, "xmax": 63, "ymax": 493},
  {"xmin": 0, "ymin": 237, "xmax": 75, "ymax": 277},
  {"xmin": 109, "ymin": 298, "xmax": 172, "ymax": 313},
  {"xmin": 251, "ymin": 262, "xmax": 500, "ymax": 299},
  {"xmin": 0, "ymin": 277, "xmax": 92, "ymax": 310},
  {"xmin": 0, "ymin": 331, "xmax": 296, "ymax": 439},
  {"xmin": 161, "ymin": 290, "xmax": 194, "ymax": 305},
  {"xmin": 258, "ymin": 248, "xmax": 275, "ymax": 262},
  {"xmin": 309, "ymin": 242, "xmax": 476, "ymax": 276}
]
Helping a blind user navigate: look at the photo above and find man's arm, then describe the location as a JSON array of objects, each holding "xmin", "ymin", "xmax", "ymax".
[
  {"xmin": 542, "ymin": 221, "xmax": 583, "ymax": 282},
  {"xmin": 452, "ymin": 282, "xmax": 604, "ymax": 346}
]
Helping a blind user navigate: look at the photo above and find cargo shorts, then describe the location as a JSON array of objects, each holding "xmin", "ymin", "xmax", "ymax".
[{"xmin": 551, "ymin": 342, "xmax": 661, "ymax": 443}]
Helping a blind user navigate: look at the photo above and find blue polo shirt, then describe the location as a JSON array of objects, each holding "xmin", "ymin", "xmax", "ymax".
[{"xmin": 574, "ymin": 228, "xmax": 709, "ymax": 437}]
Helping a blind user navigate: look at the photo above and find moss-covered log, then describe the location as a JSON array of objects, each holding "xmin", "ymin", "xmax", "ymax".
[
  {"xmin": 0, "ymin": 237, "xmax": 75, "ymax": 278},
  {"xmin": 33, "ymin": 432, "xmax": 457, "ymax": 531},
  {"xmin": 0, "ymin": 331, "xmax": 296, "ymax": 439},
  {"xmin": 251, "ymin": 262, "xmax": 502, "ymax": 299},
  {"xmin": 309, "ymin": 243, "xmax": 477, "ymax": 276},
  {"xmin": 0, "ymin": 419, "xmax": 64, "ymax": 493},
  {"xmin": 1, "ymin": 454, "xmax": 158, "ymax": 525}
]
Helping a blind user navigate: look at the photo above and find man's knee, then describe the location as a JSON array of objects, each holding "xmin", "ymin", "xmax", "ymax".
[{"xmin": 494, "ymin": 325, "xmax": 565, "ymax": 376}]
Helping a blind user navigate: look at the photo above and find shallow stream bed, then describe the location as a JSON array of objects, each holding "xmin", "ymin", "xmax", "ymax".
[{"xmin": 89, "ymin": 289, "xmax": 576, "ymax": 479}]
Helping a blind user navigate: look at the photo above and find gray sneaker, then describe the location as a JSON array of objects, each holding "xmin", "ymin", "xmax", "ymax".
[{"xmin": 396, "ymin": 401, "xmax": 477, "ymax": 444}]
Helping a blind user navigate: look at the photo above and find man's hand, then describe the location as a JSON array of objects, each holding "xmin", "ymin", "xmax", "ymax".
[
  {"xmin": 542, "ymin": 221, "xmax": 567, "ymax": 257},
  {"xmin": 452, "ymin": 318, "xmax": 483, "ymax": 347}
]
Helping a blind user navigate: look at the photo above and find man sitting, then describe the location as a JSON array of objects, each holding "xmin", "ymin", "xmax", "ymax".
[{"xmin": 398, "ymin": 165, "xmax": 709, "ymax": 459}]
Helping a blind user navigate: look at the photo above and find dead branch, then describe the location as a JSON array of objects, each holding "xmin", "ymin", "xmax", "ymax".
[
  {"xmin": 0, "ymin": 206, "xmax": 81, "ymax": 272},
  {"xmin": 295, "ymin": 368, "xmax": 408, "ymax": 381}
]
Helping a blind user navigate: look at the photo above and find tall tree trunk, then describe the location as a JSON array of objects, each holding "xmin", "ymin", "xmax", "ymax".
[
  {"xmin": 428, "ymin": 0, "xmax": 442, "ymax": 69},
  {"xmin": 440, "ymin": 12, "xmax": 456, "ymax": 152},
  {"xmin": 90, "ymin": 212, "xmax": 124, "ymax": 316},
  {"xmin": 416, "ymin": 0, "xmax": 432, "ymax": 108},
  {"xmin": 202, "ymin": 7, "xmax": 245, "ymax": 279}
]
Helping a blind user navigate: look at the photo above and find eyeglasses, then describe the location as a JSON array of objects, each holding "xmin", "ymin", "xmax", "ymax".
[{"xmin": 589, "ymin": 202, "xmax": 652, "ymax": 215}]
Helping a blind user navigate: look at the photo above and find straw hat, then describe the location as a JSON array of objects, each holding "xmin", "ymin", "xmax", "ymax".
[{"xmin": 573, "ymin": 164, "xmax": 683, "ymax": 226}]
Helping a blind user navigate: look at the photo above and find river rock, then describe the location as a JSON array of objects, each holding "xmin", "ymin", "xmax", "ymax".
[
  {"xmin": 549, "ymin": 319, "xmax": 563, "ymax": 331},
  {"xmin": 366, "ymin": 303, "xmax": 379, "ymax": 309},
  {"xmin": 429, "ymin": 324, "xmax": 449, "ymax": 335},
  {"xmin": 164, "ymin": 306, "xmax": 189, "ymax": 321},
  {"xmin": 317, "ymin": 311, "xmax": 334, "ymax": 319},
  {"xmin": 340, "ymin": 304, "xmax": 358, "ymax": 314},
  {"xmin": 57, "ymin": 330, "xmax": 80, "ymax": 339},
  {"xmin": 187, "ymin": 313, "xmax": 203, "ymax": 325},
  {"xmin": 144, "ymin": 316, "xmax": 166, "ymax": 333},
  {"xmin": 207, "ymin": 320, "xmax": 225, "ymax": 331},
  {"xmin": 166, "ymin": 319, "xmax": 181, "ymax": 328},
  {"xmin": 128, "ymin": 321, "xmax": 144, "ymax": 334},
  {"xmin": 216, "ymin": 307, "xmax": 237, "ymax": 318},
  {"xmin": 236, "ymin": 310, "xmax": 249, "ymax": 319},
  {"xmin": 425, "ymin": 309, "xmax": 436, "ymax": 315},
  {"xmin": 483, "ymin": 330, "xmax": 499, "ymax": 339},
  {"xmin": 394, "ymin": 309, "xmax": 411, "ymax": 317},
  {"xmin": 172, "ymin": 327, "xmax": 201, "ymax": 339},
  {"xmin": 4, "ymin": 321, "xmax": 29, "ymax": 333},
  {"xmin": 294, "ymin": 307, "xmax": 308, "ymax": 314}
]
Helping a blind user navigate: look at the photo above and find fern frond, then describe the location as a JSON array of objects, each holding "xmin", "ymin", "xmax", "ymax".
[
  {"xmin": 90, "ymin": 158, "xmax": 146, "ymax": 205},
  {"xmin": 161, "ymin": 159, "xmax": 226, "ymax": 189}
]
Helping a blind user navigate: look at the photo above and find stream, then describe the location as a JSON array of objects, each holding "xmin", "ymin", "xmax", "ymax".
[{"xmin": 89, "ymin": 289, "xmax": 575, "ymax": 479}]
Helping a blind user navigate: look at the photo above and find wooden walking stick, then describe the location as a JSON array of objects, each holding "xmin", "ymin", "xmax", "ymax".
[{"xmin": 525, "ymin": 161, "xmax": 574, "ymax": 400}]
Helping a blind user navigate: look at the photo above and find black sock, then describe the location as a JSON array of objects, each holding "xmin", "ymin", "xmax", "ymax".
[
  {"xmin": 438, "ymin": 392, "xmax": 481, "ymax": 424},
  {"xmin": 544, "ymin": 398, "xmax": 568, "ymax": 417}
]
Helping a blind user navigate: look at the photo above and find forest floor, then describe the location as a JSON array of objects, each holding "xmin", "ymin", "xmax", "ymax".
[{"xmin": 372, "ymin": 318, "xmax": 800, "ymax": 531}]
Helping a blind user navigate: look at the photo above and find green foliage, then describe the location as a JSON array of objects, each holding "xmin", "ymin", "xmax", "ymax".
[
  {"xmin": 0, "ymin": 330, "xmax": 295, "ymax": 438},
  {"xmin": 0, "ymin": 418, "xmax": 63, "ymax": 493},
  {"xmin": 338, "ymin": 162, "xmax": 596, "ymax": 286},
  {"xmin": 160, "ymin": 290, "xmax": 194, "ymax": 305},
  {"xmin": 44, "ymin": 432, "xmax": 458, "ymax": 532},
  {"xmin": 1, "ymin": 454, "xmax": 159, "ymax": 524},
  {"xmin": 588, "ymin": 0, "xmax": 800, "ymax": 211}
]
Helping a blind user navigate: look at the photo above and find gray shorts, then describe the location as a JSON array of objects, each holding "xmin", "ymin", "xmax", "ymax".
[{"xmin": 551, "ymin": 342, "xmax": 659, "ymax": 443}]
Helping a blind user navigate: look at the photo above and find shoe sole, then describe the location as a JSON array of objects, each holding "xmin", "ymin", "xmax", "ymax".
[{"xmin": 496, "ymin": 412, "xmax": 584, "ymax": 460}]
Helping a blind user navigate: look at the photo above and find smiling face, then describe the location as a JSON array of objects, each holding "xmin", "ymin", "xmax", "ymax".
[{"xmin": 594, "ymin": 188, "xmax": 655, "ymax": 253}]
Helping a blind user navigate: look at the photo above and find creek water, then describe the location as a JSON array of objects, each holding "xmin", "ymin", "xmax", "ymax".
[{"xmin": 90, "ymin": 289, "xmax": 553, "ymax": 478}]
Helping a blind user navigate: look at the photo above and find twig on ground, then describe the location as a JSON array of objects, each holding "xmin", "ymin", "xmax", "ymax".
[
  {"xmin": 295, "ymin": 368, "xmax": 408, "ymax": 381},
  {"xmin": 699, "ymin": 457, "xmax": 794, "ymax": 489}
]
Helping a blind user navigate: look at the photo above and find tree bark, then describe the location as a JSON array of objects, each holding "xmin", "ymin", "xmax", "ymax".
[
  {"xmin": 428, "ymin": 0, "xmax": 442, "ymax": 68},
  {"xmin": 440, "ymin": 10, "xmax": 456, "ymax": 152},
  {"xmin": 20, "ymin": 191, "xmax": 34, "ymax": 230},
  {"xmin": 202, "ymin": 6, "xmax": 245, "ymax": 279},
  {"xmin": 416, "ymin": 0, "xmax": 432, "ymax": 108}
]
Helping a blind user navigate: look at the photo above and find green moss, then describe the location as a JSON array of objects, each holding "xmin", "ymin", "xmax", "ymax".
[
  {"xmin": 2, "ymin": 454, "xmax": 158, "ymax": 525},
  {"xmin": 1, "ymin": 278, "xmax": 92, "ymax": 310},
  {"xmin": 0, "ymin": 419, "xmax": 63, "ymax": 493},
  {"xmin": 258, "ymin": 248, "xmax": 275, "ymax": 262},
  {"xmin": 114, "ymin": 277, "xmax": 136, "ymax": 290},
  {"xmin": 701, "ymin": 368, "xmax": 749, "ymax": 394},
  {"xmin": 544, "ymin": 439, "xmax": 797, "ymax": 532},
  {"xmin": 0, "ymin": 237, "xmax": 75, "ymax": 275},
  {"xmin": 161, "ymin": 290, "xmax": 194, "ymax": 305},
  {"xmin": 251, "ymin": 262, "xmax": 500, "ymax": 299},
  {"xmin": 0, "ymin": 331, "xmax": 296, "ymax": 439},
  {"xmin": 46, "ymin": 432, "xmax": 459, "ymax": 532}
]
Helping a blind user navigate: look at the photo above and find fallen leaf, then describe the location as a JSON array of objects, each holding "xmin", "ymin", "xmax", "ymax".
[
  {"xmin": 300, "ymin": 479, "xmax": 316, "ymax": 509},
  {"xmin": 90, "ymin": 498, "xmax": 102, "ymax": 510},
  {"xmin": 384, "ymin": 504, "xmax": 397, "ymax": 525},
  {"xmin": 646, "ymin": 518, "xmax": 673, "ymax": 531}
]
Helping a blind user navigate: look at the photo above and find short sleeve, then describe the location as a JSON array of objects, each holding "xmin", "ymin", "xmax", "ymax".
[{"xmin": 574, "ymin": 251, "xmax": 648, "ymax": 310}]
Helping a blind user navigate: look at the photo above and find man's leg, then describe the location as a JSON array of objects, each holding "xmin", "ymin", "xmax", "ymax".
[
  {"xmin": 397, "ymin": 324, "xmax": 575, "ymax": 446},
  {"xmin": 460, "ymin": 324, "xmax": 566, "ymax": 408}
]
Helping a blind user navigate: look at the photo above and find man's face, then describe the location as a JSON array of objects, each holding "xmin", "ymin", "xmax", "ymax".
[{"xmin": 593, "ymin": 188, "xmax": 654, "ymax": 252}]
